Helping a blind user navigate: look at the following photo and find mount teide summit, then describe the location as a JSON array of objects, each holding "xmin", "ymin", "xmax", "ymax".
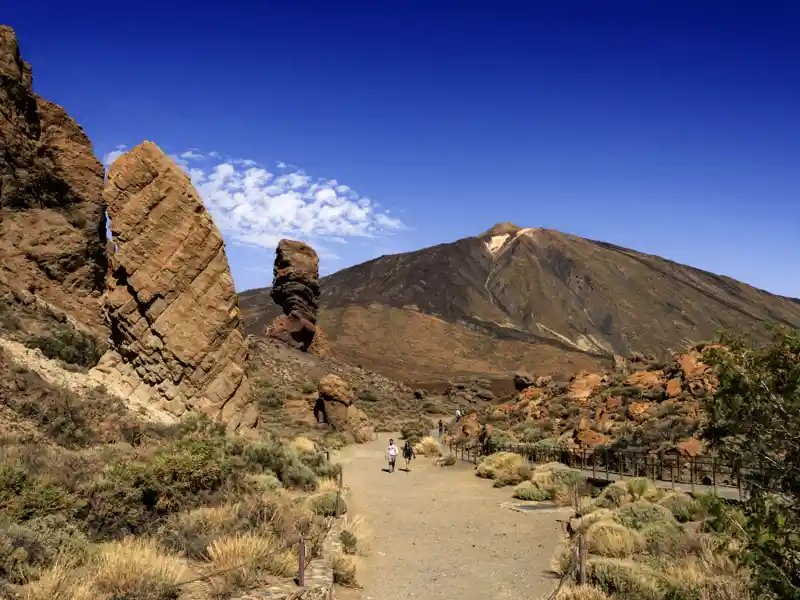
[{"xmin": 240, "ymin": 223, "xmax": 800, "ymax": 384}]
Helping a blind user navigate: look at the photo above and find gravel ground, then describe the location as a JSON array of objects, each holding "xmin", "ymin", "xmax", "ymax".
[{"xmin": 335, "ymin": 433, "xmax": 572, "ymax": 600}]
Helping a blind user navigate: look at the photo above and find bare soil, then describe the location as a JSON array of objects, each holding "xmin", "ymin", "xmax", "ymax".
[{"xmin": 335, "ymin": 433, "xmax": 572, "ymax": 600}]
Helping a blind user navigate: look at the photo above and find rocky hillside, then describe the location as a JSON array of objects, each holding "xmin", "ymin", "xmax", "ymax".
[
  {"xmin": 241, "ymin": 222, "xmax": 800, "ymax": 383},
  {"xmin": 0, "ymin": 26, "xmax": 108, "ymax": 337}
]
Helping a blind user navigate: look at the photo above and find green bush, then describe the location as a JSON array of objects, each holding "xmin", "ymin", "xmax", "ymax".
[
  {"xmin": 615, "ymin": 501, "xmax": 676, "ymax": 531},
  {"xmin": 358, "ymin": 389, "xmax": 379, "ymax": 403},
  {"xmin": 340, "ymin": 529, "xmax": 358, "ymax": 555},
  {"xmin": 300, "ymin": 381, "xmax": 318, "ymax": 394},
  {"xmin": 400, "ymin": 418, "xmax": 431, "ymax": 443},
  {"xmin": 0, "ymin": 515, "xmax": 89, "ymax": 583},
  {"xmin": 309, "ymin": 491, "xmax": 346, "ymax": 516},
  {"xmin": 0, "ymin": 463, "xmax": 74, "ymax": 522},
  {"xmin": 594, "ymin": 484, "xmax": 629, "ymax": 510},
  {"xmin": 513, "ymin": 482, "xmax": 553, "ymax": 501},
  {"xmin": 658, "ymin": 492, "xmax": 701, "ymax": 523},
  {"xmin": 24, "ymin": 327, "xmax": 104, "ymax": 367}
]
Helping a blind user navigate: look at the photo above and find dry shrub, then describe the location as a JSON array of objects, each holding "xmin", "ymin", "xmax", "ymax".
[
  {"xmin": 206, "ymin": 532, "xmax": 296, "ymax": 597},
  {"xmin": 550, "ymin": 538, "xmax": 575, "ymax": 575},
  {"xmin": 585, "ymin": 520, "xmax": 645, "ymax": 557},
  {"xmin": 614, "ymin": 500, "xmax": 676, "ymax": 531},
  {"xmin": 658, "ymin": 491, "xmax": 701, "ymax": 523},
  {"xmin": 332, "ymin": 553, "xmax": 358, "ymax": 587},
  {"xmin": 475, "ymin": 452, "xmax": 530, "ymax": 487},
  {"xmin": 90, "ymin": 537, "xmax": 186, "ymax": 600},
  {"xmin": 552, "ymin": 584, "xmax": 611, "ymax": 600},
  {"xmin": 315, "ymin": 477, "xmax": 340, "ymax": 493},
  {"xmin": 308, "ymin": 491, "xmax": 347, "ymax": 516},
  {"xmin": 586, "ymin": 557, "xmax": 663, "ymax": 600},
  {"xmin": 290, "ymin": 436, "xmax": 317, "ymax": 454},
  {"xmin": 413, "ymin": 436, "xmax": 441, "ymax": 456},
  {"xmin": 513, "ymin": 481, "xmax": 552, "ymax": 501},
  {"xmin": 340, "ymin": 515, "xmax": 370, "ymax": 557},
  {"xmin": 19, "ymin": 562, "xmax": 94, "ymax": 600},
  {"xmin": 625, "ymin": 477, "xmax": 662, "ymax": 502},
  {"xmin": 437, "ymin": 454, "xmax": 457, "ymax": 467},
  {"xmin": 571, "ymin": 509, "xmax": 616, "ymax": 533}
]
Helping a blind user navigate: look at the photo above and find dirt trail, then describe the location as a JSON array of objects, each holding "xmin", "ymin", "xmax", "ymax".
[{"xmin": 335, "ymin": 433, "xmax": 571, "ymax": 600}]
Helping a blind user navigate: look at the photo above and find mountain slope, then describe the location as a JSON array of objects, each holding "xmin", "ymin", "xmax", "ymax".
[{"xmin": 240, "ymin": 223, "xmax": 800, "ymax": 383}]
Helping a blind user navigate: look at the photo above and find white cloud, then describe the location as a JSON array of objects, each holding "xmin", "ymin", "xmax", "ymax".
[
  {"xmin": 171, "ymin": 151, "xmax": 406, "ymax": 252},
  {"xmin": 102, "ymin": 145, "xmax": 128, "ymax": 167},
  {"xmin": 180, "ymin": 150, "xmax": 204, "ymax": 160}
]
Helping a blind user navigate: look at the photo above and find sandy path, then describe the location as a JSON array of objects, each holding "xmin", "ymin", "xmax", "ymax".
[{"xmin": 335, "ymin": 433, "xmax": 572, "ymax": 600}]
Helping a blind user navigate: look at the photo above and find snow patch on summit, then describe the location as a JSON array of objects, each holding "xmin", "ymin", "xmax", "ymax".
[{"xmin": 485, "ymin": 234, "xmax": 510, "ymax": 255}]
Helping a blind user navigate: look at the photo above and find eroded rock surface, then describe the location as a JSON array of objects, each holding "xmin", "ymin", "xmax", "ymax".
[
  {"xmin": 268, "ymin": 239, "xmax": 320, "ymax": 351},
  {"xmin": 0, "ymin": 25, "xmax": 107, "ymax": 335},
  {"xmin": 91, "ymin": 141, "xmax": 254, "ymax": 429}
]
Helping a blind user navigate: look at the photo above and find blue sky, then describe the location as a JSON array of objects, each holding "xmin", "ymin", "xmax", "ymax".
[{"xmin": 6, "ymin": 1, "xmax": 800, "ymax": 296}]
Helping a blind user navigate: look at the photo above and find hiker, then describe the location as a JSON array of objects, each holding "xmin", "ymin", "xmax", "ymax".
[
  {"xmin": 402, "ymin": 440, "xmax": 415, "ymax": 470},
  {"xmin": 386, "ymin": 438, "xmax": 398, "ymax": 472},
  {"xmin": 438, "ymin": 419, "xmax": 444, "ymax": 438},
  {"xmin": 455, "ymin": 407, "xmax": 462, "ymax": 422}
]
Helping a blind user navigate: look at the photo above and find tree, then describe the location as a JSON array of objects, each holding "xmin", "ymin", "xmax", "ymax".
[{"xmin": 702, "ymin": 326, "xmax": 800, "ymax": 599}]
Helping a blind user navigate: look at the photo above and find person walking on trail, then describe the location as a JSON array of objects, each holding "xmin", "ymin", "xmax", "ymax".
[
  {"xmin": 402, "ymin": 440, "xmax": 416, "ymax": 470},
  {"xmin": 455, "ymin": 408, "xmax": 462, "ymax": 422},
  {"xmin": 438, "ymin": 419, "xmax": 444, "ymax": 438},
  {"xmin": 387, "ymin": 439, "xmax": 399, "ymax": 472}
]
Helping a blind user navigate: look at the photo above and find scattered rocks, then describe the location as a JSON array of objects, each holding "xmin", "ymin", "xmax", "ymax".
[
  {"xmin": 91, "ymin": 142, "xmax": 253, "ymax": 430},
  {"xmin": 268, "ymin": 239, "xmax": 321, "ymax": 351}
]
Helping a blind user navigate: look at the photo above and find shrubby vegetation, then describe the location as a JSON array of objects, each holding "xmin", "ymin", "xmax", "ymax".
[
  {"xmin": 701, "ymin": 326, "xmax": 800, "ymax": 599},
  {"xmin": 0, "ymin": 352, "xmax": 343, "ymax": 599}
]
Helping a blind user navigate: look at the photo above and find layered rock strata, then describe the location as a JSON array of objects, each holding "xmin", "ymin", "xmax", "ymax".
[{"xmin": 90, "ymin": 141, "xmax": 255, "ymax": 429}]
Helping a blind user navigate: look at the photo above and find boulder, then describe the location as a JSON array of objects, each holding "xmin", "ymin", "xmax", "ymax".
[
  {"xmin": 513, "ymin": 372, "xmax": 535, "ymax": 391},
  {"xmin": 568, "ymin": 371, "xmax": 605, "ymax": 402},
  {"xmin": 627, "ymin": 401, "xmax": 653, "ymax": 423},
  {"xmin": 665, "ymin": 378, "xmax": 682, "ymax": 398},
  {"xmin": 624, "ymin": 370, "xmax": 663, "ymax": 390},
  {"xmin": 90, "ymin": 142, "xmax": 252, "ymax": 429},
  {"xmin": 269, "ymin": 239, "xmax": 320, "ymax": 351},
  {"xmin": 0, "ymin": 26, "xmax": 108, "ymax": 334}
]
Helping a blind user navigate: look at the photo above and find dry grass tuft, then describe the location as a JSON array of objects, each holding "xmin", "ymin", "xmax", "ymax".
[
  {"xmin": 585, "ymin": 520, "xmax": 645, "ymax": 557},
  {"xmin": 413, "ymin": 436, "xmax": 441, "ymax": 456},
  {"xmin": 552, "ymin": 584, "xmax": 612, "ymax": 600},
  {"xmin": 332, "ymin": 553, "xmax": 359, "ymax": 587},
  {"xmin": 19, "ymin": 562, "xmax": 93, "ymax": 600},
  {"xmin": 90, "ymin": 537, "xmax": 186, "ymax": 600},
  {"xmin": 586, "ymin": 557, "xmax": 663, "ymax": 600},
  {"xmin": 205, "ymin": 532, "xmax": 297, "ymax": 597},
  {"xmin": 290, "ymin": 436, "xmax": 317, "ymax": 454},
  {"xmin": 475, "ymin": 452, "xmax": 530, "ymax": 486},
  {"xmin": 315, "ymin": 476, "xmax": 340, "ymax": 493}
]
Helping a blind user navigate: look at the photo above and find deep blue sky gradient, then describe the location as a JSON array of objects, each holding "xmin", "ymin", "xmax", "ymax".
[{"xmin": 5, "ymin": 1, "xmax": 799, "ymax": 295}]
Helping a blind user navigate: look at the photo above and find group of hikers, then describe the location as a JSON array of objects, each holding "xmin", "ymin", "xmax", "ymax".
[
  {"xmin": 385, "ymin": 438, "xmax": 415, "ymax": 472},
  {"xmin": 385, "ymin": 408, "xmax": 490, "ymax": 472}
]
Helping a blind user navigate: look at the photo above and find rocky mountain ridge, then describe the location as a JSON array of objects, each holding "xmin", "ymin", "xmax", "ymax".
[{"xmin": 241, "ymin": 222, "xmax": 800, "ymax": 383}]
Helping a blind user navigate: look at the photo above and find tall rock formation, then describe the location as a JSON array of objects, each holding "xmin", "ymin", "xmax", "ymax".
[
  {"xmin": 0, "ymin": 25, "xmax": 107, "ymax": 334},
  {"xmin": 90, "ymin": 141, "xmax": 255, "ymax": 430},
  {"xmin": 268, "ymin": 239, "xmax": 321, "ymax": 351}
]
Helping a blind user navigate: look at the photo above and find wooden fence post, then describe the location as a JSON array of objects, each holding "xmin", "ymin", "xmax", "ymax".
[
  {"xmin": 691, "ymin": 459, "xmax": 696, "ymax": 495},
  {"xmin": 298, "ymin": 538, "xmax": 306, "ymax": 586},
  {"xmin": 605, "ymin": 449, "xmax": 609, "ymax": 481},
  {"xmin": 736, "ymin": 459, "xmax": 743, "ymax": 502},
  {"xmin": 670, "ymin": 460, "xmax": 675, "ymax": 490},
  {"xmin": 712, "ymin": 456, "xmax": 717, "ymax": 494},
  {"xmin": 578, "ymin": 532, "xmax": 587, "ymax": 585},
  {"xmin": 592, "ymin": 452, "xmax": 597, "ymax": 479}
]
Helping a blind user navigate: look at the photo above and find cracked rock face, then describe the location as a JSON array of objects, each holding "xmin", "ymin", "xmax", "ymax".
[
  {"xmin": 0, "ymin": 25, "xmax": 108, "ymax": 334},
  {"xmin": 269, "ymin": 239, "xmax": 320, "ymax": 351},
  {"xmin": 91, "ymin": 141, "xmax": 255, "ymax": 429}
]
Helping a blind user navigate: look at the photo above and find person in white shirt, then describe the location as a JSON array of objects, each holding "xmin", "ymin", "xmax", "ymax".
[
  {"xmin": 455, "ymin": 408, "xmax": 462, "ymax": 422},
  {"xmin": 386, "ymin": 439, "xmax": 398, "ymax": 472}
]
